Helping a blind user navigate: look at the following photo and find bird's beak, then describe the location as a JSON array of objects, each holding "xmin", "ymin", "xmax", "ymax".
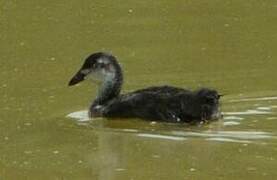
[{"xmin": 68, "ymin": 70, "xmax": 85, "ymax": 86}]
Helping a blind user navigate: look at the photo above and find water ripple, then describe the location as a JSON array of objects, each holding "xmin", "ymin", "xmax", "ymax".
[
  {"xmin": 172, "ymin": 131, "xmax": 273, "ymax": 140},
  {"xmin": 137, "ymin": 133, "xmax": 187, "ymax": 141},
  {"xmin": 223, "ymin": 110, "xmax": 272, "ymax": 116},
  {"xmin": 229, "ymin": 96, "xmax": 277, "ymax": 102}
]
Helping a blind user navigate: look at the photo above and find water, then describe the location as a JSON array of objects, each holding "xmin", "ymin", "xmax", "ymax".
[{"xmin": 1, "ymin": 0, "xmax": 277, "ymax": 179}]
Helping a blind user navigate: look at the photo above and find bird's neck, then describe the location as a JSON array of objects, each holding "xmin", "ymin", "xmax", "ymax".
[{"xmin": 93, "ymin": 67, "xmax": 123, "ymax": 105}]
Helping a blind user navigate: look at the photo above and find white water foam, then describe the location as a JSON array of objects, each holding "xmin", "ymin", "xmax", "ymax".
[{"xmin": 67, "ymin": 110, "xmax": 90, "ymax": 122}]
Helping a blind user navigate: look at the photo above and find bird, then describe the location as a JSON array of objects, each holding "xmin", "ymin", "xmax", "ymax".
[{"xmin": 68, "ymin": 52, "xmax": 221, "ymax": 123}]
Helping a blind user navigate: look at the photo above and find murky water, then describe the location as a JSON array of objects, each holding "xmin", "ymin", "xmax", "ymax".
[{"xmin": 1, "ymin": 1, "xmax": 277, "ymax": 179}]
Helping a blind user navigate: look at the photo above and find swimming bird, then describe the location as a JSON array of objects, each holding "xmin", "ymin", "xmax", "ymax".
[{"xmin": 68, "ymin": 52, "xmax": 221, "ymax": 123}]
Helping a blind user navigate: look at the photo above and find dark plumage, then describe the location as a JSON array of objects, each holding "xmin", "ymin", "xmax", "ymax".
[{"xmin": 69, "ymin": 52, "xmax": 221, "ymax": 123}]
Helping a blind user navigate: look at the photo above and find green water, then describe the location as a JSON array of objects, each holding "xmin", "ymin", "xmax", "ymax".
[{"xmin": 1, "ymin": 0, "xmax": 277, "ymax": 179}]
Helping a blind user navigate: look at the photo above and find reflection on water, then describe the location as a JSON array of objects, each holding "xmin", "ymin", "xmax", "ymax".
[
  {"xmin": 224, "ymin": 110, "xmax": 271, "ymax": 115},
  {"xmin": 228, "ymin": 96, "xmax": 277, "ymax": 102},
  {"xmin": 175, "ymin": 131, "xmax": 273, "ymax": 140},
  {"xmin": 206, "ymin": 138, "xmax": 251, "ymax": 143},
  {"xmin": 67, "ymin": 109, "xmax": 275, "ymax": 143},
  {"xmin": 136, "ymin": 130, "xmax": 274, "ymax": 144},
  {"xmin": 67, "ymin": 94, "xmax": 277, "ymax": 144},
  {"xmin": 137, "ymin": 133, "xmax": 187, "ymax": 141}
]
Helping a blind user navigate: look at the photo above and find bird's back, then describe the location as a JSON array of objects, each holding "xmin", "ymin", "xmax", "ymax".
[{"xmin": 100, "ymin": 86, "xmax": 220, "ymax": 123}]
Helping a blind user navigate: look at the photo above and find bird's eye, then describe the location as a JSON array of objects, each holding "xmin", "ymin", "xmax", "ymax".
[{"xmin": 93, "ymin": 63, "xmax": 97, "ymax": 69}]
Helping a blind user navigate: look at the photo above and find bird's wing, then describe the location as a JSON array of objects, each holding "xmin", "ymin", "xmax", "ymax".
[{"xmin": 103, "ymin": 89, "xmax": 193, "ymax": 122}]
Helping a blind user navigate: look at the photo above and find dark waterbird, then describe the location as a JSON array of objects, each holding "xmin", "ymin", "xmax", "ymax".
[{"xmin": 69, "ymin": 52, "xmax": 221, "ymax": 123}]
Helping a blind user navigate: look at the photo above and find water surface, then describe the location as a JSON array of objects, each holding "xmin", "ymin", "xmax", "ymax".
[{"xmin": 1, "ymin": 0, "xmax": 277, "ymax": 179}]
